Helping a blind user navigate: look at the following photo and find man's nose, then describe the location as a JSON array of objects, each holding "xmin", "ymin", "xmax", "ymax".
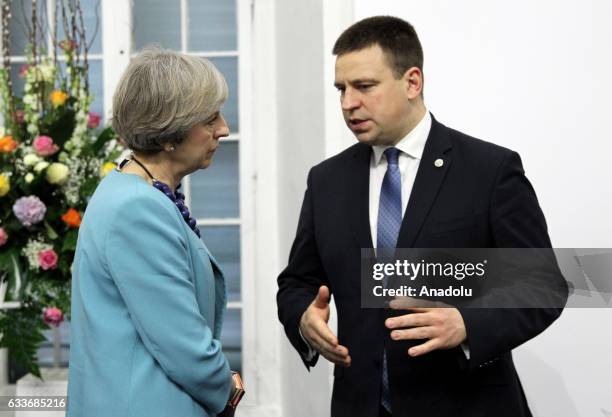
[{"xmin": 341, "ymin": 89, "xmax": 360, "ymax": 111}]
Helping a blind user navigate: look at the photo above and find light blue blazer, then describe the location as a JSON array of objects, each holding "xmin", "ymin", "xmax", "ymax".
[{"xmin": 67, "ymin": 169, "xmax": 233, "ymax": 417}]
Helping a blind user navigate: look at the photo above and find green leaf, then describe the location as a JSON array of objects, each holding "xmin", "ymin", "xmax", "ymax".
[
  {"xmin": 44, "ymin": 221, "xmax": 59, "ymax": 240},
  {"xmin": 61, "ymin": 230, "xmax": 78, "ymax": 253},
  {"xmin": 40, "ymin": 107, "xmax": 76, "ymax": 148},
  {"xmin": 80, "ymin": 176, "xmax": 99, "ymax": 197},
  {"xmin": 0, "ymin": 301, "xmax": 47, "ymax": 379},
  {"xmin": 7, "ymin": 253, "xmax": 24, "ymax": 301},
  {"xmin": 0, "ymin": 249, "xmax": 25, "ymax": 302},
  {"xmin": 91, "ymin": 126, "xmax": 116, "ymax": 154},
  {"xmin": 0, "ymin": 249, "xmax": 14, "ymax": 273}
]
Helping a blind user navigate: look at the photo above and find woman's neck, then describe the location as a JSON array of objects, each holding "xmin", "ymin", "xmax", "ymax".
[{"xmin": 123, "ymin": 153, "xmax": 183, "ymax": 190}]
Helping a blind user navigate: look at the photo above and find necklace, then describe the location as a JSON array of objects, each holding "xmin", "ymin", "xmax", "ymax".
[{"xmin": 125, "ymin": 155, "xmax": 201, "ymax": 238}]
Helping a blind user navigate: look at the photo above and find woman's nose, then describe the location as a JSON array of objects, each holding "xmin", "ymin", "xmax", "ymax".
[{"xmin": 216, "ymin": 115, "xmax": 230, "ymax": 138}]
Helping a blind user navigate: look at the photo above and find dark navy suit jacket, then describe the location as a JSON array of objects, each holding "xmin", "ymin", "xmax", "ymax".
[{"xmin": 277, "ymin": 116, "xmax": 567, "ymax": 417}]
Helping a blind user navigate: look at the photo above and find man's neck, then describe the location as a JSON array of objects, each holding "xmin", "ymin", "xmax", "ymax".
[{"xmin": 390, "ymin": 103, "xmax": 427, "ymax": 146}]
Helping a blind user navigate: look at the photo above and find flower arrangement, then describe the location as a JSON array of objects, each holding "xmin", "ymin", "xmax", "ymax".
[{"xmin": 0, "ymin": 0, "xmax": 122, "ymax": 377}]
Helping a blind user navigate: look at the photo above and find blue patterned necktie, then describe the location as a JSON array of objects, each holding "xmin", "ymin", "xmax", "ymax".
[{"xmin": 377, "ymin": 147, "xmax": 402, "ymax": 414}]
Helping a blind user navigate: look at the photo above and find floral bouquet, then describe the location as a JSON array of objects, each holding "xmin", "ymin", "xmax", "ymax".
[{"xmin": 0, "ymin": 0, "xmax": 122, "ymax": 377}]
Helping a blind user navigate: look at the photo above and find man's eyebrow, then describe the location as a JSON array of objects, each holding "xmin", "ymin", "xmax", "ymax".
[
  {"xmin": 351, "ymin": 78, "xmax": 378, "ymax": 84},
  {"xmin": 334, "ymin": 78, "xmax": 378, "ymax": 88}
]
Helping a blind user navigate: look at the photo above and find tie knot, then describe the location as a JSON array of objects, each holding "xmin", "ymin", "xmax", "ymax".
[{"xmin": 384, "ymin": 147, "xmax": 400, "ymax": 166}]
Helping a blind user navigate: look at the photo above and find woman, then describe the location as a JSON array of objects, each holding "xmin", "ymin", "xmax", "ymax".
[{"xmin": 67, "ymin": 47, "xmax": 243, "ymax": 417}]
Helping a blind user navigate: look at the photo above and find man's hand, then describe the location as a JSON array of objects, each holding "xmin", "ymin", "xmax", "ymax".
[
  {"xmin": 385, "ymin": 297, "xmax": 467, "ymax": 357},
  {"xmin": 300, "ymin": 286, "xmax": 351, "ymax": 367}
]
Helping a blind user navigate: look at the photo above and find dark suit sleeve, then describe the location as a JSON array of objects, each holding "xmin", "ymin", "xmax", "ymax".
[
  {"xmin": 277, "ymin": 169, "xmax": 329, "ymax": 368},
  {"xmin": 458, "ymin": 151, "xmax": 568, "ymax": 369}
]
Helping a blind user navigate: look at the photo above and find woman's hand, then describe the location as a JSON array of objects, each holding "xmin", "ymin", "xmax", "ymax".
[{"xmin": 217, "ymin": 404, "xmax": 235, "ymax": 417}]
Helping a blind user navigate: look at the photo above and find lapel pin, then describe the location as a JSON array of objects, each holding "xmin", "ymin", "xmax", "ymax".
[{"xmin": 434, "ymin": 158, "xmax": 444, "ymax": 168}]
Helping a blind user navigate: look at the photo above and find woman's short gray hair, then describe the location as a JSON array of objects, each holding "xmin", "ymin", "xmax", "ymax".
[{"xmin": 112, "ymin": 46, "xmax": 228, "ymax": 153}]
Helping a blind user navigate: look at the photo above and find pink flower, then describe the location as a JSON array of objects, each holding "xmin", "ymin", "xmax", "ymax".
[
  {"xmin": 38, "ymin": 249, "xmax": 58, "ymax": 270},
  {"xmin": 19, "ymin": 64, "xmax": 30, "ymax": 78},
  {"xmin": 14, "ymin": 109, "xmax": 25, "ymax": 124},
  {"xmin": 0, "ymin": 228, "xmax": 7, "ymax": 246},
  {"xmin": 43, "ymin": 307, "xmax": 64, "ymax": 327},
  {"xmin": 33, "ymin": 135, "xmax": 59, "ymax": 156},
  {"xmin": 87, "ymin": 112, "xmax": 101, "ymax": 129}
]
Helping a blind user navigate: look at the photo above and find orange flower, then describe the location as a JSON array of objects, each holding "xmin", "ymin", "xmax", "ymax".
[
  {"xmin": 0, "ymin": 135, "xmax": 18, "ymax": 153},
  {"xmin": 49, "ymin": 90, "xmax": 69, "ymax": 107},
  {"xmin": 61, "ymin": 208, "xmax": 82, "ymax": 228}
]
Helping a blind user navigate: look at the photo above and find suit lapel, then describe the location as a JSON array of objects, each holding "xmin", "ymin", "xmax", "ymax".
[
  {"xmin": 347, "ymin": 143, "xmax": 374, "ymax": 249},
  {"xmin": 397, "ymin": 117, "xmax": 453, "ymax": 248}
]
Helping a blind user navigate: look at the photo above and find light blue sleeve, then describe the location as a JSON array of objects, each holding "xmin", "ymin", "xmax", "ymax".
[{"xmin": 104, "ymin": 191, "xmax": 233, "ymax": 414}]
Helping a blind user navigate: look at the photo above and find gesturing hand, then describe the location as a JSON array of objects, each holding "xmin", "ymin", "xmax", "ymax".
[
  {"xmin": 299, "ymin": 286, "xmax": 351, "ymax": 367},
  {"xmin": 385, "ymin": 297, "xmax": 467, "ymax": 357}
]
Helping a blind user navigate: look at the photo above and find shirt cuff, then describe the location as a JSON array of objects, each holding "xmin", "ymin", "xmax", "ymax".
[
  {"xmin": 460, "ymin": 342, "xmax": 470, "ymax": 360},
  {"xmin": 298, "ymin": 327, "xmax": 317, "ymax": 361}
]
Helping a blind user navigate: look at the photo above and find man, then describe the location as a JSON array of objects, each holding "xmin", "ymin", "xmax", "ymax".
[{"xmin": 277, "ymin": 16, "xmax": 567, "ymax": 417}]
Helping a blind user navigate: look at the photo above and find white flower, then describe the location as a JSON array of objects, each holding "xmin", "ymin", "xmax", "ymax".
[
  {"xmin": 23, "ymin": 94, "xmax": 36, "ymax": 106},
  {"xmin": 24, "ymin": 154, "xmax": 41, "ymax": 166},
  {"xmin": 46, "ymin": 162, "xmax": 69, "ymax": 184},
  {"xmin": 22, "ymin": 239, "xmax": 53, "ymax": 271},
  {"xmin": 25, "ymin": 173, "xmax": 34, "ymax": 183},
  {"xmin": 38, "ymin": 64, "xmax": 55, "ymax": 82},
  {"xmin": 34, "ymin": 161, "xmax": 49, "ymax": 173},
  {"xmin": 27, "ymin": 124, "xmax": 39, "ymax": 135}
]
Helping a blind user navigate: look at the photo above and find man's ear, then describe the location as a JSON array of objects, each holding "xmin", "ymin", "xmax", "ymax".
[{"xmin": 402, "ymin": 67, "xmax": 423, "ymax": 99}]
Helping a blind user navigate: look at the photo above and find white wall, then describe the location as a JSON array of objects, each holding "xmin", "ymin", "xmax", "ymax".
[
  {"xmin": 349, "ymin": 1, "xmax": 611, "ymax": 415},
  {"xmin": 250, "ymin": 0, "xmax": 335, "ymax": 416},
  {"xmin": 274, "ymin": 0, "xmax": 331, "ymax": 416}
]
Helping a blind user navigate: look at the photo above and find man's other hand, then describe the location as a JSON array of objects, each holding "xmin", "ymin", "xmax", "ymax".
[
  {"xmin": 385, "ymin": 297, "xmax": 467, "ymax": 357},
  {"xmin": 300, "ymin": 286, "xmax": 351, "ymax": 367}
]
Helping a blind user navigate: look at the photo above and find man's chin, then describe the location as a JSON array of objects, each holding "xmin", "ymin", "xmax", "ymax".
[
  {"xmin": 353, "ymin": 131, "xmax": 400, "ymax": 147},
  {"xmin": 353, "ymin": 131, "xmax": 376, "ymax": 144},
  {"xmin": 355, "ymin": 134, "xmax": 388, "ymax": 146}
]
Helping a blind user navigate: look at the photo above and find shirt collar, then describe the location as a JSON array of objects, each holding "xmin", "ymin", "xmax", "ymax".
[{"xmin": 372, "ymin": 110, "xmax": 432, "ymax": 165}]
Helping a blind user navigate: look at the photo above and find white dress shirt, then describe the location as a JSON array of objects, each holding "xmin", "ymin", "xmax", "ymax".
[{"xmin": 369, "ymin": 111, "xmax": 431, "ymax": 247}]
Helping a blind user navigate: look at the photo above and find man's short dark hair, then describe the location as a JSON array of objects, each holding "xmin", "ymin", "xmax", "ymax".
[{"xmin": 332, "ymin": 16, "xmax": 423, "ymax": 79}]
